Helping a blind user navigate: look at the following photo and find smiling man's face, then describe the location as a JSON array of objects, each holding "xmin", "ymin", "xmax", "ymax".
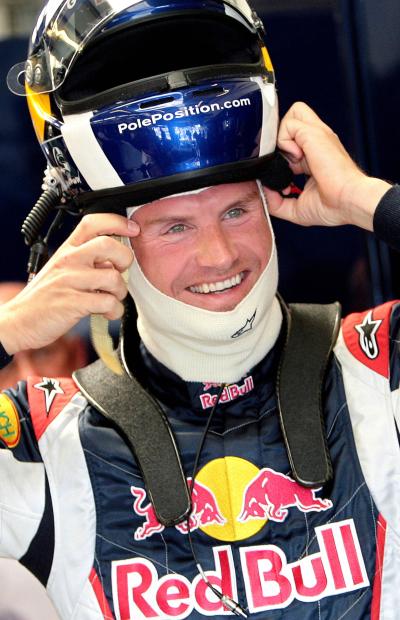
[{"xmin": 130, "ymin": 181, "xmax": 272, "ymax": 312}]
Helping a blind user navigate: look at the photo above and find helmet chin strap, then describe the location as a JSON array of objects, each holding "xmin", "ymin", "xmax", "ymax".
[
  {"xmin": 90, "ymin": 313, "xmax": 125, "ymax": 375},
  {"xmin": 89, "ymin": 237, "xmax": 128, "ymax": 375}
]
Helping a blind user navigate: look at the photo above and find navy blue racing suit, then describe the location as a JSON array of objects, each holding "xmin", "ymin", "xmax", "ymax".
[{"xmin": 1, "ymin": 299, "xmax": 400, "ymax": 619}]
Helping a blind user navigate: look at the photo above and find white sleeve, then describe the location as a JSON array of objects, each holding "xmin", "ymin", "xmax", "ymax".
[{"xmin": 0, "ymin": 450, "xmax": 45, "ymax": 559}]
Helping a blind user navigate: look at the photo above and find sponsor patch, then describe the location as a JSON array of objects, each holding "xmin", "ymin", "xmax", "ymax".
[
  {"xmin": 117, "ymin": 98, "xmax": 252, "ymax": 135},
  {"xmin": 27, "ymin": 376, "xmax": 79, "ymax": 441},
  {"xmin": 342, "ymin": 301, "xmax": 398, "ymax": 377},
  {"xmin": 200, "ymin": 376, "xmax": 254, "ymax": 410},
  {"xmin": 112, "ymin": 520, "xmax": 369, "ymax": 618},
  {"xmin": 34, "ymin": 377, "xmax": 64, "ymax": 415},
  {"xmin": 238, "ymin": 467, "xmax": 332, "ymax": 523},
  {"xmin": 131, "ymin": 478, "xmax": 226, "ymax": 542},
  {"xmin": 355, "ymin": 311, "xmax": 383, "ymax": 360},
  {"xmin": 231, "ymin": 310, "xmax": 257, "ymax": 339},
  {"xmin": 0, "ymin": 394, "xmax": 21, "ymax": 448},
  {"xmin": 131, "ymin": 459, "xmax": 332, "ymax": 543}
]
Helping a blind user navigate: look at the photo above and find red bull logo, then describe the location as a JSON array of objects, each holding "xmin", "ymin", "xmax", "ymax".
[
  {"xmin": 131, "ymin": 487, "xmax": 165, "ymax": 541},
  {"xmin": 131, "ymin": 478, "xmax": 226, "ymax": 541},
  {"xmin": 238, "ymin": 468, "xmax": 332, "ymax": 523},
  {"xmin": 131, "ymin": 461, "xmax": 333, "ymax": 543},
  {"xmin": 112, "ymin": 519, "xmax": 369, "ymax": 618},
  {"xmin": 199, "ymin": 376, "xmax": 254, "ymax": 410}
]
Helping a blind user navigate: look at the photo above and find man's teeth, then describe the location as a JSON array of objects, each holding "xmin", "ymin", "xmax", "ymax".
[{"xmin": 190, "ymin": 272, "xmax": 244, "ymax": 294}]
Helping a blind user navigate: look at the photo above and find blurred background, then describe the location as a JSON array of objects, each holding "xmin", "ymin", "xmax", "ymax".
[
  {"xmin": 0, "ymin": 1, "xmax": 399, "ymax": 619},
  {"xmin": 0, "ymin": 0, "xmax": 400, "ymax": 312}
]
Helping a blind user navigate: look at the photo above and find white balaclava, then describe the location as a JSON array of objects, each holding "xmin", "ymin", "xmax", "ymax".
[{"xmin": 125, "ymin": 181, "xmax": 282, "ymax": 384}]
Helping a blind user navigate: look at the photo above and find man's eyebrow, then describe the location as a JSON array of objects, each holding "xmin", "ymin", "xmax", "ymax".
[
  {"xmin": 140, "ymin": 189, "xmax": 261, "ymax": 226},
  {"xmin": 141, "ymin": 213, "xmax": 194, "ymax": 227},
  {"xmin": 228, "ymin": 189, "xmax": 260, "ymax": 210}
]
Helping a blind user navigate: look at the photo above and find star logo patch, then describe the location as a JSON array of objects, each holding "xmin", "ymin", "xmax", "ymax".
[
  {"xmin": 34, "ymin": 377, "xmax": 64, "ymax": 415},
  {"xmin": 231, "ymin": 310, "xmax": 257, "ymax": 339},
  {"xmin": 355, "ymin": 311, "xmax": 383, "ymax": 360}
]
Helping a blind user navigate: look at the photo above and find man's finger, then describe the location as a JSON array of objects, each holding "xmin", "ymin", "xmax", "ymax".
[
  {"xmin": 264, "ymin": 188, "xmax": 301, "ymax": 225},
  {"xmin": 67, "ymin": 266, "xmax": 128, "ymax": 300},
  {"xmin": 84, "ymin": 291, "xmax": 125, "ymax": 321},
  {"xmin": 286, "ymin": 101, "xmax": 324, "ymax": 124},
  {"xmin": 283, "ymin": 101, "xmax": 334, "ymax": 133},
  {"xmin": 278, "ymin": 117, "xmax": 310, "ymax": 151},
  {"xmin": 69, "ymin": 213, "xmax": 140, "ymax": 246},
  {"xmin": 69, "ymin": 235, "xmax": 134, "ymax": 273}
]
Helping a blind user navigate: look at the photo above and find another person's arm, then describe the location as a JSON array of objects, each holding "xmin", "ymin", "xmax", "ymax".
[{"xmin": 265, "ymin": 101, "xmax": 393, "ymax": 237}]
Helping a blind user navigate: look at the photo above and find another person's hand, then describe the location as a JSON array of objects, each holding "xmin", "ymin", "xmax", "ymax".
[
  {"xmin": 0, "ymin": 213, "xmax": 138, "ymax": 355},
  {"xmin": 265, "ymin": 102, "xmax": 391, "ymax": 230}
]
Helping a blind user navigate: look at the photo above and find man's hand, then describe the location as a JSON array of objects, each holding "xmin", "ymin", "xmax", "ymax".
[
  {"xmin": 0, "ymin": 214, "xmax": 138, "ymax": 355},
  {"xmin": 265, "ymin": 102, "xmax": 391, "ymax": 230}
]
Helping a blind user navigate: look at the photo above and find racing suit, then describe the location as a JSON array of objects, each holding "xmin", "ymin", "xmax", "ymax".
[{"xmin": 0, "ymin": 298, "xmax": 399, "ymax": 620}]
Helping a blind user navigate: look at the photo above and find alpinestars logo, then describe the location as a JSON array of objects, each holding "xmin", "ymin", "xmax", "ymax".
[
  {"xmin": 231, "ymin": 310, "xmax": 256, "ymax": 339},
  {"xmin": 355, "ymin": 310, "xmax": 383, "ymax": 360},
  {"xmin": 33, "ymin": 377, "xmax": 64, "ymax": 414}
]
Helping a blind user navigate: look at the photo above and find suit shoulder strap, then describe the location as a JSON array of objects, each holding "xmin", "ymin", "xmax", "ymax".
[
  {"xmin": 278, "ymin": 301, "xmax": 341, "ymax": 487},
  {"xmin": 73, "ymin": 360, "xmax": 190, "ymax": 527}
]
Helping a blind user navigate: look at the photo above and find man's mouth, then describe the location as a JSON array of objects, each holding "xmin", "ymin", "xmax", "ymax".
[{"xmin": 189, "ymin": 272, "xmax": 245, "ymax": 294}]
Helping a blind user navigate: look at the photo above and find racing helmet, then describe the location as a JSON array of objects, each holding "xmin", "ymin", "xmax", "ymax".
[{"xmin": 9, "ymin": 0, "xmax": 292, "ymax": 217}]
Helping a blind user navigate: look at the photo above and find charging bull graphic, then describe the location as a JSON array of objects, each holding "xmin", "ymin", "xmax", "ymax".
[
  {"xmin": 131, "ymin": 478, "xmax": 226, "ymax": 541},
  {"xmin": 176, "ymin": 477, "xmax": 227, "ymax": 533},
  {"xmin": 131, "ymin": 487, "xmax": 165, "ymax": 540},
  {"xmin": 238, "ymin": 468, "xmax": 333, "ymax": 523}
]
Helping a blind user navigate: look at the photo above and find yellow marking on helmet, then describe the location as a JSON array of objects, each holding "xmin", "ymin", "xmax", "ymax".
[
  {"xmin": 25, "ymin": 84, "xmax": 52, "ymax": 143},
  {"xmin": 261, "ymin": 46, "xmax": 274, "ymax": 73}
]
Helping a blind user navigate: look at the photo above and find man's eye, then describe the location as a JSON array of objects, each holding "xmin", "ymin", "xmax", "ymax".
[
  {"xmin": 224, "ymin": 207, "xmax": 244, "ymax": 219},
  {"xmin": 166, "ymin": 223, "xmax": 187, "ymax": 234}
]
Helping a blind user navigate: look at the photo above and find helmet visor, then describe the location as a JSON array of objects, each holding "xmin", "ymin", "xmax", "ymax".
[
  {"xmin": 224, "ymin": 0, "xmax": 254, "ymax": 23},
  {"xmin": 7, "ymin": 0, "xmax": 259, "ymax": 96},
  {"xmin": 7, "ymin": 0, "xmax": 137, "ymax": 95}
]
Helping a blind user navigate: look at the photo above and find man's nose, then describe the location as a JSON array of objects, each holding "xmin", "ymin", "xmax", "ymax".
[{"xmin": 196, "ymin": 225, "xmax": 239, "ymax": 270}]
